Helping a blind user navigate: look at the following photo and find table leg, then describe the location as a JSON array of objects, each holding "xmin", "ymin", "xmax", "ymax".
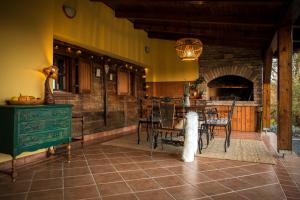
[
  {"xmin": 67, "ymin": 143, "xmax": 71, "ymax": 163},
  {"xmin": 137, "ymin": 121, "xmax": 141, "ymax": 144},
  {"xmin": 11, "ymin": 157, "xmax": 17, "ymax": 182},
  {"xmin": 81, "ymin": 116, "xmax": 84, "ymax": 148}
]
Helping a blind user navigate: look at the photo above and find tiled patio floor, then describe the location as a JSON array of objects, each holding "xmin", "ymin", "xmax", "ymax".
[{"xmin": 0, "ymin": 133, "xmax": 300, "ymax": 200}]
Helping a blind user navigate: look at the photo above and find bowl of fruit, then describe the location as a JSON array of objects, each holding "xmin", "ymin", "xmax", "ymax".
[{"xmin": 7, "ymin": 94, "xmax": 44, "ymax": 105}]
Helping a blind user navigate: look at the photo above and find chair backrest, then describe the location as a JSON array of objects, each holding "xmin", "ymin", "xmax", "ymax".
[
  {"xmin": 138, "ymin": 98, "xmax": 151, "ymax": 119},
  {"xmin": 160, "ymin": 102, "xmax": 176, "ymax": 129},
  {"xmin": 150, "ymin": 98, "xmax": 161, "ymax": 125},
  {"xmin": 227, "ymin": 97, "xmax": 236, "ymax": 122}
]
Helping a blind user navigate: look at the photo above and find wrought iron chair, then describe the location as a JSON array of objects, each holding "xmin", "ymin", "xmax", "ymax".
[
  {"xmin": 206, "ymin": 98, "xmax": 236, "ymax": 152},
  {"xmin": 137, "ymin": 98, "xmax": 151, "ymax": 144},
  {"xmin": 150, "ymin": 99, "xmax": 185, "ymax": 155},
  {"xmin": 196, "ymin": 108, "xmax": 209, "ymax": 154}
]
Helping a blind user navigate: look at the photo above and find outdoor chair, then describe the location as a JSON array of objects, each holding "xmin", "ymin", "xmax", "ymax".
[
  {"xmin": 206, "ymin": 98, "xmax": 236, "ymax": 152},
  {"xmin": 150, "ymin": 99, "xmax": 185, "ymax": 155},
  {"xmin": 197, "ymin": 108, "xmax": 209, "ymax": 154},
  {"xmin": 137, "ymin": 98, "xmax": 151, "ymax": 144}
]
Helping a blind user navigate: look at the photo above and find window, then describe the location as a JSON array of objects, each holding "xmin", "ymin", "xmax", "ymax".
[
  {"xmin": 117, "ymin": 71, "xmax": 130, "ymax": 95},
  {"xmin": 53, "ymin": 54, "xmax": 71, "ymax": 91},
  {"xmin": 53, "ymin": 54, "xmax": 91, "ymax": 94},
  {"xmin": 78, "ymin": 58, "xmax": 91, "ymax": 93}
]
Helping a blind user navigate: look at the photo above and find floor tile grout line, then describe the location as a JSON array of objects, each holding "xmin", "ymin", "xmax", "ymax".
[
  {"xmin": 82, "ymin": 149, "xmax": 103, "ymax": 200},
  {"xmin": 141, "ymin": 166, "xmax": 178, "ymax": 200},
  {"xmin": 24, "ymin": 169, "xmax": 36, "ymax": 200},
  {"xmin": 103, "ymin": 152, "xmax": 140, "ymax": 200},
  {"xmin": 273, "ymin": 161, "xmax": 295, "ymax": 199},
  {"xmin": 210, "ymin": 182, "xmax": 280, "ymax": 199}
]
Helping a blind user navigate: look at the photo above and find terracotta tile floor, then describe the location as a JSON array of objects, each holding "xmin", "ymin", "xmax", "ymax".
[{"xmin": 0, "ymin": 133, "xmax": 300, "ymax": 200}]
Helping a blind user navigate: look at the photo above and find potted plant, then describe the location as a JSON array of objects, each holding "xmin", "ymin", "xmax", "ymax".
[{"xmin": 190, "ymin": 76, "xmax": 205, "ymax": 99}]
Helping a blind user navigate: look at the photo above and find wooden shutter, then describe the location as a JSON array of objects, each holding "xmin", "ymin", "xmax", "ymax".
[
  {"xmin": 118, "ymin": 71, "xmax": 130, "ymax": 95},
  {"xmin": 79, "ymin": 59, "xmax": 91, "ymax": 93}
]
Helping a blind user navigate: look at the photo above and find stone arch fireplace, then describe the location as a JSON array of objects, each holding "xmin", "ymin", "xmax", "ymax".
[
  {"xmin": 201, "ymin": 66, "xmax": 261, "ymax": 103},
  {"xmin": 207, "ymin": 75, "xmax": 254, "ymax": 101}
]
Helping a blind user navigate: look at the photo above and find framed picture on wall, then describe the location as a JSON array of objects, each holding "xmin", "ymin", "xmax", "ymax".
[{"xmin": 95, "ymin": 68, "xmax": 101, "ymax": 78}]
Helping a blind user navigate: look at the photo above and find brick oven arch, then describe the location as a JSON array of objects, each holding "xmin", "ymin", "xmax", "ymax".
[
  {"xmin": 202, "ymin": 66, "xmax": 260, "ymax": 103},
  {"xmin": 203, "ymin": 66, "xmax": 258, "ymax": 83}
]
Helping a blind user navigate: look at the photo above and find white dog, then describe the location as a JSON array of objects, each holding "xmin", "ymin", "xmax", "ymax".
[{"xmin": 182, "ymin": 112, "xmax": 198, "ymax": 162}]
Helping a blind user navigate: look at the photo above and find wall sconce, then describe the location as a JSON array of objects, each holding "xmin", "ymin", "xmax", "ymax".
[
  {"xmin": 142, "ymin": 75, "xmax": 146, "ymax": 79},
  {"xmin": 43, "ymin": 66, "xmax": 58, "ymax": 104},
  {"xmin": 66, "ymin": 47, "xmax": 72, "ymax": 53},
  {"xmin": 104, "ymin": 64, "xmax": 109, "ymax": 74}
]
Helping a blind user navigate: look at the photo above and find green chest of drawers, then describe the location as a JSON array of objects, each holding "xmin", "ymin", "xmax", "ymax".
[
  {"xmin": 0, "ymin": 104, "xmax": 73, "ymax": 181},
  {"xmin": 0, "ymin": 104, "xmax": 72, "ymax": 158}
]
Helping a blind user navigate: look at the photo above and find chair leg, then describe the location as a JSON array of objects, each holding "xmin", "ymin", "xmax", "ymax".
[
  {"xmin": 198, "ymin": 131, "xmax": 202, "ymax": 154},
  {"xmin": 210, "ymin": 126, "xmax": 215, "ymax": 140},
  {"xmin": 154, "ymin": 132, "xmax": 158, "ymax": 149},
  {"xmin": 161, "ymin": 132, "xmax": 164, "ymax": 150},
  {"xmin": 146, "ymin": 122, "xmax": 149, "ymax": 142},
  {"xmin": 150, "ymin": 130, "xmax": 155, "ymax": 157},
  {"xmin": 138, "ymin": 122, "xmax": 141, "ymax": 144},
  {"xmin": 205, "ymin": 126, "xmax": 209, "ymax": 146},
  {"xmin": 227, "ymin": 124, "xmax": 232, "ymax": 147},
  {"xmin": 224, "ymin": 126, "xmax": 228, "ymax": 152}
]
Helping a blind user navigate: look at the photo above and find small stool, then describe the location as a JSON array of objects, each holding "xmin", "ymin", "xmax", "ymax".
[{"xmin": 72, "ymin": 114, "xmax": 84, "ymax": 148}]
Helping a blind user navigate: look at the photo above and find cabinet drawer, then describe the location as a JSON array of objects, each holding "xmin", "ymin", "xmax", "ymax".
[
  {"xmin": 17, "ymin": 108, "xmax": 71, "ymax": 122},
  {"xmin": 18, "ymin": 129, "xmax": 70, "ymax": 148},
  {"xmin": 18, "ymin": 118, "xmax": 71, "ymax": 134}
]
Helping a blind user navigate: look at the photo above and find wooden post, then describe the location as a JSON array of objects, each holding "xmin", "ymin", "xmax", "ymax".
[
  {"xmin": 103, "ymin": 64, "xmax": 108, "ymax": 126},
  {"xmin": 263, "ymin": 48, "xmax": 272, "ymax": 129},
  {"xmin": 277, "ymin": 25, "xmax": 293, "ymax": 152}
]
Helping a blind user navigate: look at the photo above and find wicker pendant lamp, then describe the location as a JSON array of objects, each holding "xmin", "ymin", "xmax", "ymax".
[{"xmin": 175, "ymin": 38, "xmax": 203, "ymax": 61}]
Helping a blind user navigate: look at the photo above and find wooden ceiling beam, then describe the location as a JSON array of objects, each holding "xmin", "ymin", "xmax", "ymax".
[
  {"xmin": 116, "ymin": 10, "xmax": 275, "ymax": 27},
  {"xmin": 91, "ymin": 0, "xmax": 285, "ymax": 6},
  {"xmin": 134, "ymin": 22, "xmax": 272, "ymax": 41},
  {"xmin": 278, "ymin": 0, "xmax": 300, "ymax": 25}
]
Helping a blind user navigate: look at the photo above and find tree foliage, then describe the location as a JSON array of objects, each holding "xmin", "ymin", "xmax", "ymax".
[{"xmin": 270, "ymin": 53, "xmax": 300, "ymax": 128}]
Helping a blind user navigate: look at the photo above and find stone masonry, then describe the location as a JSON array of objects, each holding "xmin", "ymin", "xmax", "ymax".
[{"xmin": 199, "ymin": 45, "xmax": 263, "ymax": 104}]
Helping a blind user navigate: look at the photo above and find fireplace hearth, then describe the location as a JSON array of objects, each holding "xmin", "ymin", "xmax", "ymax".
[{"xmin": 207, "ymin": 75, "xmax": 254, "ymax": 101}]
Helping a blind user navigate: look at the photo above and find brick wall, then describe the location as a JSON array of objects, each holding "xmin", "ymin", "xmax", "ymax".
[
  {"xmin": 199, "ymin": 45, "xmax": 263, "ymax": 104},
  {"xmin": 54, "ymin": 63, "xmax": 145, "ymax": 137}
]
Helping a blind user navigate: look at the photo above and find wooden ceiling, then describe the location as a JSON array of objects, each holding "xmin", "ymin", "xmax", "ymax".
[{"xmin": 91, "ymin": 0, "xmax": 300, "ymax": 50}]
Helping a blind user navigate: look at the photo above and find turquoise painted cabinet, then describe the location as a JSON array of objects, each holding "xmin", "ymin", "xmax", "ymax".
[{"xmin": 0, "ymin": 104, "xmax": 72, "ymax": 181}]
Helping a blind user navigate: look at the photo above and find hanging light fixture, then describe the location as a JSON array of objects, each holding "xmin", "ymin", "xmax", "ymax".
[{"xmin": 175, "ymin": 38, "xmax": 203, "ymax": 61}]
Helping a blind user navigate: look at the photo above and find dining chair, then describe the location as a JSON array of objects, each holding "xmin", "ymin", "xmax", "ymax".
[
  {"xmin": 150, "ymin": 99, "xmax": 184, "ymax": 155},
  {"xmin": 137, "ymin": 98, "xmax": 151, "ymax": 144},
  {"xmin": 196, "ymin": 108, "xmax": 209, "ymax": 154},
  {"xmin": 206, "ymin": 98, "xmax": 236, "ymax": 152}
]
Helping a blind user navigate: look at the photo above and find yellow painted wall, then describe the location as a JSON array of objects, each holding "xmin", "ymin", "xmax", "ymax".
[
  {"xmin": 0, "ymin": 0, "xmax": 54, "ymax": 162},
  {"xmin": 147, "ymin": 39, "xmax": 199, "ymax": 82},
  {"xmin": 0, "ymin": 0, "xmax": 54, "ymax": 104},
  {"xmin": 54, "ymin": 0, "xmax": 151, "ymax": 67},
  {"xmin": 53, "ymin": 0, "xmax": 199, "ymax": 82},
  {"xmin": 0, "ymin": 0, "xmax": 199, "ymax": 163}
]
